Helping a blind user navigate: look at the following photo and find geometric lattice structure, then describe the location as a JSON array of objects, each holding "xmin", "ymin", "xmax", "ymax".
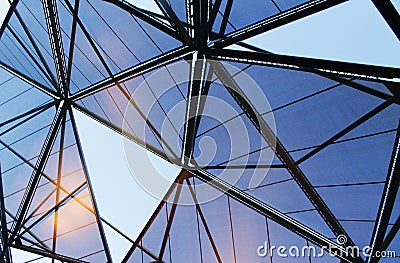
[{"xmin": 0, "ymin": 0, "xmax": 399, "ymax": 262}]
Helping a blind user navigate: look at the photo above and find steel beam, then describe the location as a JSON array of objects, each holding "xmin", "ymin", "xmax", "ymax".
[
  {"xmin": 64, "ymin": 0, "xmax": 113, "ymax": 78},
  {"xmin": 17, "ymin": 182, "xmax": 86, "ymax": 238},
  {"xmin": 0, "ymin": 136, "xmax": 96, "ymax": 217},
  {"xmin": 101, "ymin": 218, "xmax": 160, "ymax": 261},
  {"xmin": 385, "ymin": 82, "xmax": 400, "ymax": 99},
  {"xmin": 0, "ymin": 0, "xmax": 19, "ymax": 39},
  {"xmin": 372, "ymin": 0, "xmax": 400, "ymax": 41},
  {"xmin": 117, "ymin": 85, "xmax": 179, "ymax": 160},
  {"xmin": 204, "ymin": 164, "xmax": 286, "ymax": 169},
  {"xmin": 42, "ymin": 0, "xmax": 68, "ymax": 95},
  {"xmin": 0, "ymin": 101, "xmax": 54, "ymax": 129},
  {"xmin": 9, "ymin": 101, "xmax": 66, "ymax": 242},
  {"xmin": 53, "ymin": 115, "xmax": 65, "ymax": 255},
  {"xmin": 181, "ymin": 53, "xmax": 207, "ymax": 166},
  {"xmin": 102, "ymin": 0, "xmax": 180, "ymax": 41},
  {"xmin": 5, "ymin": 209, "xmax": 51, "ymax": 251},
  {"xmin": 22, "ymin": 188, "xmax": 57, "ymax": 227},
  {"xmin": 11, "ymin": 8, "xmax": 59, "ymax": 89},
  {"xmin": 66, "ymin": 0, "xmax": 80, "ymax": 93},
  {"xmin": 218, "ymin": 0, "xmax": 233, "ymax": 36},
  {"xmin": 380, "ymin": 214, "xmax": 400, "ymax": 252},
  {"xmin": 186, "ymin": 178, "xmax": 222, "ymax": 263},
  {"xmin": 121, "ymin": 172, "xmax": 182, "ymax": 263},
  {"xmin": 210, "ymin": 61, "xmax": 362, "ymax": 261},
  {"xmin": 192, "ymin": 0, "xmax": 208, "ymax": 51},
  {"xmin": 0, "ymin": 61, "xmax": 59, "ymax": 99},
  {"xmin": 368, "ymin": 120, "xmax": 400, "ymax": 263},
  {"xmin": 6, "ymin": 26, "xmax": 57, "ymax": 87},
  {"xmin": 209, "ymin": 0, "xmax": 348, "ymax": 46},
  {"xmin": 187, "ymin": 169, "xmax": 356, "ymax": 263},
  {"xmin": 71, "ymin": 46, "xmax": 193, "ymax": 101},
  {"xmin": 209, "ymin": 0, "xmax": 222, "ymax": 32},
  {"xmin": 11, "ymin": 244, "xmax": 87, "ymax": 263},
  {"xmin": 69, "ymin": 108, "xmax": 112, "ymax": 262},
  {"xmin": 76, "ymin": 95, "xmax": 356, "ymax": 263},
  {"xmin": 155, "ymin": 0, "xmax": 191, "ymax": 45},
  {"xmin": 67, "ymin": 0, "xmax": 181, "ymax": 160},
  {"xmin": 0, "ymin": 165, "xmax": 11, "ymax": 263},
  {"xmin": 222, "ymin": 40, "xmax": 400, "ymax": 103},
  {"xmin": 297, "ymin": 98, "xmax": 394, "ymax": 164},
  {"xmin": 72, "ymin": 103, "xmax": 171, "ymax": 162},
  {"xmin": 207, "ymin": 48, "xmax": 400, "ymax": 81},
  {"xmin": 321, "ymin": 73, "xmax": 397, "ymax": 102},
  {"xmin": 158, "ymin": 183, "xmax": 182, "ymax": 261}
]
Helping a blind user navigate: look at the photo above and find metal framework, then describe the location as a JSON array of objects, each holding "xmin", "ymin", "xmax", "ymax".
[{"xmin": 0, "ymin": 0, "xmax": 399, "ymax": 262}]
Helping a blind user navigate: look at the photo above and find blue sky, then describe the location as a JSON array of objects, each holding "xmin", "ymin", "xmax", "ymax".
[
  {"xmin": 0, "ymin": 0, "xmax": 399, "ymax": 262},
  {"xmin": 244, "ymin": 0, "xmax": 400, "ymax": 68}
]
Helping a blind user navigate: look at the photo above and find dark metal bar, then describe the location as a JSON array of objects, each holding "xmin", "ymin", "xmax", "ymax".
[
  {"xmin": 22, "ymin": 188, "xmax": 57, "ymax": 227},
  {"xmin": 64, "ymin": 0, "xmax": 113, "ymax": 78},
  {"xmin": 69, "ymin": 108, "xmax": 112, "ymax": 262},
  {"xmin": 181, "ymin": 54, "xmax": 207, "ymax": 166},
  {"xmin": 158, "ymin": 183, "xmax": 182, "ymax": 260},
  {"xmin": 0, "ymin": 165, "xmax": 11, "ymax": 263},
  {"xmin": 11, "ymin": 244, "xmax": 87, "ymax": 263},
  {"xmin": 227, "ymin": 196, "xmax": 237, "ymax": 263},
  {"xmin": 42, "ymin": 0, "xmax": 68, "ymax": 95},
  {"xmin": 68, "ymin": 1, "xmax": 180, "ymax": 160},
  {"xmin": 0, "ymin": 137, "xmax": 96, "ymax": 218},
  {"xmin": 210, "ymin": 61, "xmax": 362, "ymax": 261},
  {"xmin": 116, "ymin": 85, "xmax": 179, "ymax": 160},
  {"xmin": 368, "ymin": 120, "xmax": 400, "ymax": 263},
  {"xmin": 207, "ymin": 48, "xmax": 400, "ymax": 81},
  {"xmin": 194, "ymin": 64, "xmax": 213, "ymax": 135},
  {"xmin": 52, "ymin": 113, "xmax": 66, "ymax": 255},
  {"xmin": 192, "ymin": 0, "xmax": 208, "ymax": 51},
  {"xmin": 204, "ymin": 164, "xmax": 286, "ymax": 169},
  {"xmin": 121, "ymin": 171, "xmax": 182, "ymax": 263},
  {"xmin": 131, "ymin": 5, "xmax": 169, "ymax": 23},
  {"xmin": 235, "ymin": 41, "xmax": 271, "ymax": 53},
  {"xmin": 372, "ymin": 0, "xmax": 400, "ymax": 41},
  {"xmin": 218, "ymin": 0, "xmax": 233, "ymax": 36},
  {"xmin": 380, "ymin": 214, "xmax": 400, "ymax": 252},
  {"xmin": 155, "ymin": 0, "xmax": 191, "ymax": 45},
  {"xmin": 297, "ymin": 98, "xmax": 394, "ymax": 165},
  {"xmin": 209, "ymin": 0, "xmax": 222, "ymax": 31},
  {"xmin": 187, "ymin": 169, "xmax": 355, "ymax": 263},
  {"xmin": 0, "ymin": 0, "xmax": 19, "ymax": 39},
  {"xmin": 70, "ymin": 0, "xmax": 179, "ymax": 161},
  {"xmin": 209, "ymin": 0, "xmax": 348, "ymax": 46},
  {"xmin": 72, "ymin": 102, "xmax": 171, "ymax": 161},
  {"xmin": 5, "ymin": 209, "xmax": 51, "ymax": 251},
  {"xmin": 0, "ymin": 61, "xmax": 59, "ymax": 98},
  {"xmin": 17, "ymin": 182, "xmax": 86, "ymax": 238},
  {"xmin": 0, "ymin": 101, "xmax": 54, "ymax": 128},
  {"xmin": 71, "ymin": 46, "xmax": 193, "ymax": 101},
  {"xmin": 66, "ymin": 0, "xmax": 80, "ymax": 94},
  {"xmin": 9, "ymin": 102, "xmax": 66, "ymax": 242},
  {"xmin": 76, "ymin": 84, "xmax": 354, "ymax": 263},
  {"xmin": 321, "ymin": 73, "xmax": 396, "ymax": 102},
  {"xmin": 226, "ymin": 41, "xmax": 399, "ymax": 103},
  {"xmin": 186, "ymin": 177, "xmax": 222, "ymax": 263},
  {"xmin": 101, "ymin": 218, "xmax": 160, "ymax": 261},
  {"xmin": 6, "ymin": 26, "xmax": 56, "ymax": 87},
  {"xmin": 102, "ymin": 0, "xmax": 180, "ymax": 41},
  {"xmin": 12, "ymin": 9, "xmax": 59, "ymax": 89},
  {"xmin": 385, "ymin": 82, "xmax": 400, "ymax": 99}
]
